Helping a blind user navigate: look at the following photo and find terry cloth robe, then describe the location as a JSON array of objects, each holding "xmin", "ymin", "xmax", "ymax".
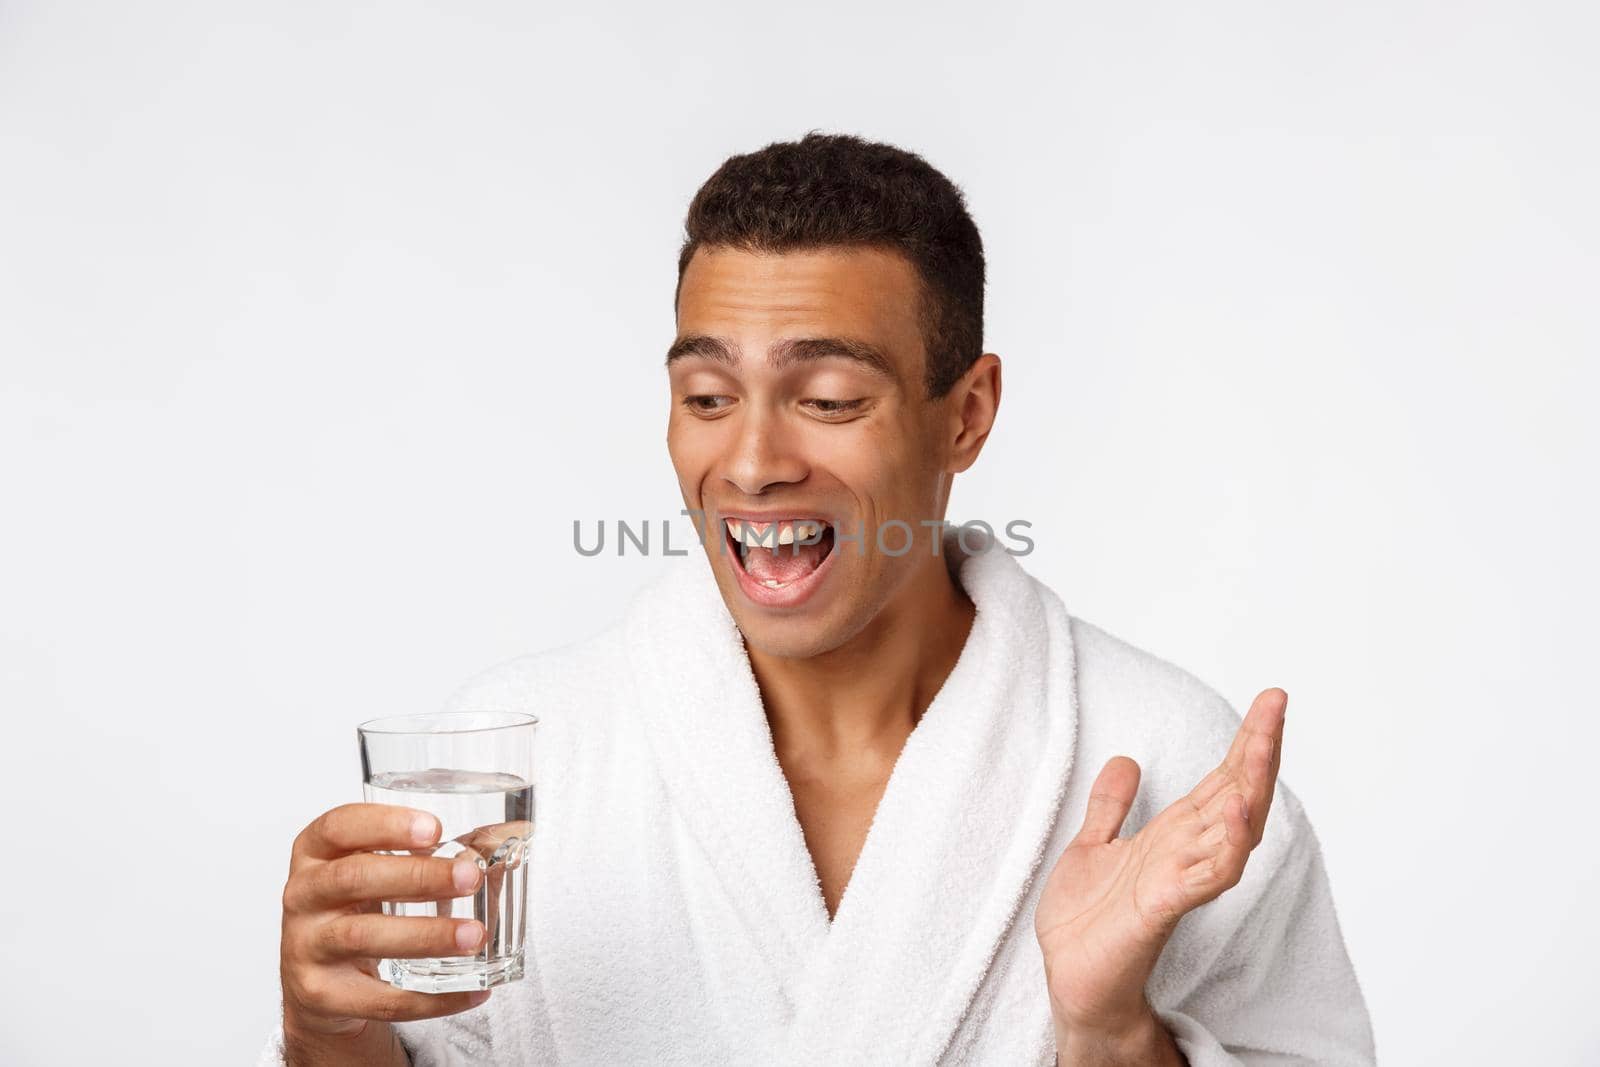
[{"xmin": 259, "ymin": 528, "xmax": 1376, "ymax": 1066}]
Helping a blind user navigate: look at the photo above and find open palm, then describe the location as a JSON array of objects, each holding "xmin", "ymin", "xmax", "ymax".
[{"xmin": 1034, "ymin": 688, "xmax": 1287, "ymax": 1033}]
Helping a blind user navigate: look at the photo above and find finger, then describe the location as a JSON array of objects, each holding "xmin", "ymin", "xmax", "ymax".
[
  {"xmin": 363, "ymin": 984, "xmax": 492, "ymax": 1024},
  {"xmin": 1174, "ymin": 788, "xmax": 1243, "ymax": 862},
  {"xmin": 484, "ymin": 860, "xmax": 504, "ymax": 951},
  {"xmin": 1266, "ymin": 691, "xmax": 1286, "ymax": 785},
  {"xmin": 1178, "ymin": 793, "xmax": 1253, "ymax": 904},
  {"xmin": 430, "ymin": 843, "xmax": 486, "ymax": 920},
  {"xmin": 1228, "ymin": 791, "xmax": 1253, "ymax": 847},
  {"xmin": 1219, "ymin": 688, "xmax": 1288, "ymax": 775},
  {"xmin": 1236, "ymin": 688, "xmax": 1287, "ymax": 769},
  {"xmin": 289, "ymin": 853, "xmax": 483, "ymax": 912},
  {"xmin": 461, "ymin": 821, "xmax": 532, "ymax": 949},
  {"xmin": 1189, "ymin": 815, "xmax": 1230, "ymax": 855},
  {"xmin": 1191, "ymin": 740, "xmax": 1283, "ymax": 852},
  {"xmin": 311, "ymin": 914, "xmax": 486, "ymax": 963},
  {"xmin": 459, "ymin": 820, "xmax": 535, "ymax": 856},
  {"xmin": 309, "ymin": 972, "xmax": 493, "ymax": 1023},
  {"xmin": 1243, "ymin": 715, "xmax": 1285, "ymax": 846},
  {"xmin": 295, "ymin": 804, "xmax": 442, "ymax": 861},
  {"xmin": 1221, "ymin": 689, "xmax": 1286, "ymax": 844},
  {"xmin": 1186, "ymin": 763, "xmax": 1233, "ymax": 811},
  {"xmin": 1191, "ymin": 688, "xmax": 1287, "ymax": 809},
  {"xmin": 1073, "ymin": 756, "xmax": 1141, "ymax": 845}
]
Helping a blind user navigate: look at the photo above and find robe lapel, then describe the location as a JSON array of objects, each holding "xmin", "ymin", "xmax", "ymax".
[
  {"xmin": 779, "ymin": 533, "xmax": 1079, "ymax": 1064},
  {"xmin": 622, "ymin": 547, "xmax": 832, "ymax": 1024},
  {"xmin": 623, "ymin": 530, "xmax": 1079, "ymax": 1063}
]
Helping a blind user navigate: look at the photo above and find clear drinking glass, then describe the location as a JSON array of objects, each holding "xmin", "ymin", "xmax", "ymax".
[{"xmin": 358, "ymin": 711, "xmax": 537, "ymax": 993}]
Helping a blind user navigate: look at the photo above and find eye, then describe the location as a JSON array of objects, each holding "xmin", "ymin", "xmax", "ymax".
[
  {"xmin": 682, "ymin": 394, "xmax": 734, "ymax": 416},
  {"xmin": 802, "ymin": 398, "xmax": 867, "ymax": 418}
]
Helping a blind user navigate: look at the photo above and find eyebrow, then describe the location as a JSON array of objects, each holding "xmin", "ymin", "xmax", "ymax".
[{"xmin": 664, "ymin": 334, "xmax": 898, "ymax": 382}]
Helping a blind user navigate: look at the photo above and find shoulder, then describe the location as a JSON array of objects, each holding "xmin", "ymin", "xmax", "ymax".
[
  {"xmin": 1068, "ymin": 616, "xmax": 1242, "ymax": 760},
  {"xmin": 442, "ymin": 618, "xmax": 629, "ymax": 722},
  {"xmin": 440, "ymin": 560, "xmax": 707, "ymax": 716}
]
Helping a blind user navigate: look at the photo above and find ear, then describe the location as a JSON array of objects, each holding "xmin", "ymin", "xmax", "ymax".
[{"xmin": 945, "ymin": 353, "xmax": 1002, "ymax": 474}]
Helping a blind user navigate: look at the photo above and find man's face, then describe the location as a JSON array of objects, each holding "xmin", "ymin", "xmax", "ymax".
[{"xmin": 667, "ymin": 245, "xmax": 958, "ymax": 660}]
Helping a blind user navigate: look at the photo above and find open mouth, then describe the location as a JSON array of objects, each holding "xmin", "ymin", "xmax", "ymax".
[{"xmin": 722, "ymin": 517, "xmax": 838, "ymax": 605}]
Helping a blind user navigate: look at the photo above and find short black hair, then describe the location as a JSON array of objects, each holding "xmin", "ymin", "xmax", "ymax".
[{"xmin": 675, "ymin": 131, "xmax": 985, "ymax": 398}]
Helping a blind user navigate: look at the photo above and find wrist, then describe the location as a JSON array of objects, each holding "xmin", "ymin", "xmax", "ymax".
[
  {"xmin": 282, "ymin": 1006, "xmax": 368, "ymax": 1045},
  {"xmin": 281, "ymin": 1003, "xmax": 385, "ymax": 1065},
  {"xmin": 282, "ymin": 1019, "xmax": 404, "ymax": 1067},
  {"xmin": 1052, "ymin": 999, "xmax": 1177, "ymax": 1067}
]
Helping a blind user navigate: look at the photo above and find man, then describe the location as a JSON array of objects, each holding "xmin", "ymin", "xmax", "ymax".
[{"xmin": 265, "ymin": 133, "xmax": 1375, "ymax": 1065}]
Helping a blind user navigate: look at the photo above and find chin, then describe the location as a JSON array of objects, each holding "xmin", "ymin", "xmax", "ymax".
[{"xmin": 734, "ymin": 618, "xmax": 843, "ymax": 661}]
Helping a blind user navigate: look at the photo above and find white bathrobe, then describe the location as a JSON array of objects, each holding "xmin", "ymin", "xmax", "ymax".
[{"xmin": 260, "ymin": 530, "xmax": 1375, "ymax": 1066}]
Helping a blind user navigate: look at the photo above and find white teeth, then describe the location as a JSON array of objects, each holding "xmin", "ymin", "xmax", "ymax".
[
  {"xmin": 724, "ymin": 519, "xmax": 761, "ymax": 549},
  {"xmin": 724, "ymin": 519, "xmax": 826, "ymax": 549},
  {"xmin": 762, "ymin": 579, "xmax": 783, "ymax": 588},
  {"xmin": 788, "ymin": 520, "xmax": 825, "ymax": 545}
]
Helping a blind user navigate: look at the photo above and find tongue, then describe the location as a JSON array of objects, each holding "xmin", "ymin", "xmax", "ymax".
[{"xmin": 743, "ymin": 536, "xmax": 830, "ymax": 584}]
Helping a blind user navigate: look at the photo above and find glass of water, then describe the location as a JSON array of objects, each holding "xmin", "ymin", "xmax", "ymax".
[{"xmin": 358, "ymin": 710, "xmax": 537, "ymax": 993}]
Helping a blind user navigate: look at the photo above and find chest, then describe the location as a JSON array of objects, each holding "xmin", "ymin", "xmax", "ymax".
[
  {"xmin": 779, "ymin": 752, "xmax": 897, "ymax": 921},
  {"xmin": 499, "ymin": 698, "xmax": 1074, "ymax": 1066}
]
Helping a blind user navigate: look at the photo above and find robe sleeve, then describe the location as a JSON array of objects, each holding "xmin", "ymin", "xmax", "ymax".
[{"xmin": 1146, "ymin": 786, "xmax": 1377, "ymax": 1066}]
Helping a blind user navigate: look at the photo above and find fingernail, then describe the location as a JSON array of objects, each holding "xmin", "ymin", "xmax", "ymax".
[
  {"xmin": 455, "ymin": 922, "xmax": 483, "ymax": 952},
  {"xmin": 411, "ymin": 814, "xmax": 439, "ymax": 846},
  {"xmin": 452, "ymin": 859, "xmax": 481, "ymax": 893},
  {"xmin": 466, "ymin": 990, "xmax": 491, "ymax": 1007}
]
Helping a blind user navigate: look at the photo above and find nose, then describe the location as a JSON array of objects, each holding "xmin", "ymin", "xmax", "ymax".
[{"xmin": 722, "ymin": 406, "xmax": 808, "ymax": 497}]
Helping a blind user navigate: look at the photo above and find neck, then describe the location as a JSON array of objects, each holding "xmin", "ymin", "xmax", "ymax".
[{"xmin": 747, "ymin": 550, "xmax": 976, "ymax": 763}]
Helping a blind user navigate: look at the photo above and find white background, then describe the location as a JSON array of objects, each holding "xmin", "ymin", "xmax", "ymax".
[{"xmin": 2, "ymin": 2, "xmax": 1596, "ymax": 1063}]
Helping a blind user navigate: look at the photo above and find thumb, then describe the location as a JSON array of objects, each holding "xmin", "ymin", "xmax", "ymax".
[{"xmin": 1073, "ymin": 756, "xmax": 1141, "ymax": 845}]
